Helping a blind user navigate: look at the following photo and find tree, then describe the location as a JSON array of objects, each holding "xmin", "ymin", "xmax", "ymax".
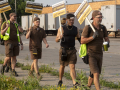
[{"xmin": 2, "ymin": 0, "xmax": 34, "ymax": 25}]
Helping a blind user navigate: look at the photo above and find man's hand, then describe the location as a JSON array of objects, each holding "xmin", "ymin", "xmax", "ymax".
[
  {"xmin": 107, "ymin": 42, "xmax": 110, "ymax": 48},
  {"xmin": 14, "ymin": 21, "xmax": 18, "ymax": 24},
  {"xmin": 46, "ymin": 44, "xmax": 49, "ymax": 48},
  {"xmin": 58, "ymin": 34, "xmax": 63, "ymax": 40},
  {"xmin": 29, "ymin": 27, "xmax": 32, "ymax": 31},
  {"xmin": 93, "ymin": 31, "xmax": 98, "ymax": 39},
  {"xmin": 6, "ymin": 23, "xmax": 10, "ymax": 28},
  {"xmin": 21, "ymin": 45, "xmax": 23, "ymax": 50}
]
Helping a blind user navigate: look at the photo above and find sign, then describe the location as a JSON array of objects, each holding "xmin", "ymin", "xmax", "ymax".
[
  {"xmin": 25, "ymin": 1, "xmax": 43, "ymax": 14},
  {"xmin": 74, "ymin": 0, "xmax": 92, "ymax": 25},
  {"xmin": 52, "ymin": 1, "xmax": 66, "ymax": 18},
  {"xmin": 0, "ymin": 1, "xmax": 11, "ymax": 13}
]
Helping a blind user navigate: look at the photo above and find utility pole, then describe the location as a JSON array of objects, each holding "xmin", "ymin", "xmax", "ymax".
[
  {"xmin": 15, "ymin": 0, "xmax": 16, "ymax": 14},
  {"xmin": 0, "ymin": 0, "xmax": 3, "ymax": 30}
]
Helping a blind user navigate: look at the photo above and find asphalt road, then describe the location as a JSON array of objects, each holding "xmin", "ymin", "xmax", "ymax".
[{"xmin": 0, "ymin": 35, "xmax": 120, "ymax": 84}]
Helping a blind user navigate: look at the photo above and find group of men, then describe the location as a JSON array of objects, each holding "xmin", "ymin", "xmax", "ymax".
[
  {"xmin": 0, "ymin": 13, "xmax": 49, "ymax": 80},
  {"xmin": 0, "ymin": 10, "xmax": 109, "ymax": 90}
]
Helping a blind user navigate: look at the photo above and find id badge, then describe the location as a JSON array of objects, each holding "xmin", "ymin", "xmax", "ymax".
[{"xmin": 33, "ymin": 48, "xmax": 37, "ymax": 55}]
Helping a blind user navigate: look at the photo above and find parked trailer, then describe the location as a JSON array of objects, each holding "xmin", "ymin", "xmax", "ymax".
[
  {"xmin": 101, "ymin": 5, "xmax": 120, "ymax": 37},
  {"xmin": 46, "ymin": 13, "xmax": 59, "ymax": 35},
  {"xmin": 21, "ymin": 15, "xmax": 29, "ymax": 35}
]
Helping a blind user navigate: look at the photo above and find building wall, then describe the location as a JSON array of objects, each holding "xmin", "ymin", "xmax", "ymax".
[{"xmin": 42, "ymin": 0, "xmax": 120, "ymax": 14}]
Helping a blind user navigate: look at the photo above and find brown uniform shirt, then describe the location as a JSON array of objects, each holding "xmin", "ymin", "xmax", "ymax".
[
  {"xmin": 81, "ymin": 24, "xmax": 108, "ymax": 55},
  {"xmin": 2, "ymin": 21, "xmax": 18, "ymax": 44},
  {"xmin": 27, "ymin": 26, "xmax": 46, "ymax": 51}
]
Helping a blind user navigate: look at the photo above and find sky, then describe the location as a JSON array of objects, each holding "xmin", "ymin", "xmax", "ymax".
[{"xmin": 35, "ymin": 0, "xmax": 106, "ymax": 6}]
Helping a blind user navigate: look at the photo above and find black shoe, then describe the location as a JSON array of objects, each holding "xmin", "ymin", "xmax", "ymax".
[
  {"xmin": 5, "ymin": 66, "xmax": 9, "ymax": 73},
  {"xmin": 58, "ymin": 80, "xmax": 63, "ymax": 87},
  {"xmin": 0, "ymin": 65, "xmax": 5, "ymax": 75},
  {"xmin": 11, "ymin": 70, "xmax": 18, "ymax": 77},
  {"xmin": 73, "ymin": 82, "xmax": 81, "ymax": 88}
]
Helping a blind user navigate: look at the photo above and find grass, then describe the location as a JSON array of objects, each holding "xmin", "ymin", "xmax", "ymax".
[
  {"xmin": 0, "ymin": 75, "xmax": 41, "ymax": 90},
  {"xmin": 0, "ymin": 75, "xmax": 68, "ymax": 90},
  {"xmin": 0, "ymin": 59, "xmax": 4, "ymax": 64},
  {"xmin": 15, "ymin": 62, "xmax": 24, "ymax": 67},
  {"xmin": 21, "ymin": 64, "xmax": 31, "ymax": 70},
  {"xmin": 0, "ymin": 61, "xmax": 120, "ymax": 89}
]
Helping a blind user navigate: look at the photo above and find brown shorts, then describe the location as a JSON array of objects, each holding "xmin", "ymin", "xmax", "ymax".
[
  {"xmin": 30, "ymin": 48, "xmax": 41, "ymax": 60},
  {"xmin": 89, "ymin": 54, "xmax": 103, "ymax": 74},
  {"xmin": 5, "ymin": 43, "xmax": 19, "ymax": 57},
  {"xmin": 59, "ymin": 48, "xmax": 77, "ymax": 66}
]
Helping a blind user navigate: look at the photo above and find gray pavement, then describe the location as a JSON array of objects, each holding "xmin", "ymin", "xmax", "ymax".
[{"xmin": 0, "ymin": 35, "xmax": 120, "ymax": 89}]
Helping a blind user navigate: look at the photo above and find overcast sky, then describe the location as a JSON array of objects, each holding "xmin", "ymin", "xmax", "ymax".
[{"xmin": 35, "ymin": 0, "xmax": 106, "ymax": 6}]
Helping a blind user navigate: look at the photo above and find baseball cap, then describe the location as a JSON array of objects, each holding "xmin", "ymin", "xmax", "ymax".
[
  {"xmin": 91, "ymin": 10, "xmax": 102, "ymax": 20},
  {"xmin": 67, "ymin": 13, "xmax": 75, "ymax": 19},
  {"xmin": 34, "ymin": 17, "xmax": 40, "ymax": 22},
  {"xmin": 9, "ymin": 13, "xmax": 17, "ymax": 17}
]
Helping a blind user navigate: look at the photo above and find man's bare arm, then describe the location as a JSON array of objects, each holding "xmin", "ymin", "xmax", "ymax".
[{"xmin": 81, "ymin": 36, "xmax": 94, "ymax": 44}]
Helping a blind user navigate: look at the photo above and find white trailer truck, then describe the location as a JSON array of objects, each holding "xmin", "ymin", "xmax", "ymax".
[
  {"xmin": 46, "ymin": 13, "xmax": 59, "ymax": 35},
  {"xmin": 101, "ymin": 5, "xmax": 120, "ymax": 37},
  {"xmin": 21, "ymin": 15, "xmax": 29, "ymax": 31}
]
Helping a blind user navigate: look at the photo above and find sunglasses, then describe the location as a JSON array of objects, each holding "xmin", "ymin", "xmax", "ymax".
[{"xmin": 95, "ymin": 16, "xmax": 104, "ymax": 19}]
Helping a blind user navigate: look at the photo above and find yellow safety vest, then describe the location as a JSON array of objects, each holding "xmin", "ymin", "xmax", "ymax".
[{"xmin": 1, "ymin": 20, "xmax": 20, "ymax": 43}]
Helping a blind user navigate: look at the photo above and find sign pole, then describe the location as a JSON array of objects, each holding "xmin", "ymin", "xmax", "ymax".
[
  {"xmin": 3, "ymin": 12, "xmax": 8, "ymax": 22},
  {"xmin": 59, "ymin": 16, "xmax": 62, "ymax": 35},
  {"xmin": 31, "ymin": 13, "xmax": 34, "ymax": 27},
  {"xmin": 86, "ymin": 17, "xmax": 95, "ymax": 32}
]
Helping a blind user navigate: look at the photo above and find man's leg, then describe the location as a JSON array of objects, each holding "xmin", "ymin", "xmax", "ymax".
[
  {"xmin": 5, "ymin": 59, "xmax": 11, "ymax": 72},
  {"xmin": 87, "ymin": 72, "xmax": 94, "ymax": 88},
  {"xmin": 59, "ymin": 65, "xmax": 65, "ymax": 81},
  {"xmin": 11, "ymin": 56, "xmax": 16, "ymax": 70},
  {"xmin": 88, "ymin": 76, "xmax": 93, "ymax": 87},
  {"xmin": 58, "ymin": 65, "xmax": 65, "ymax": 86},
  {"xmin": 33, "ymin": 59, "xmax": 42, "ymax": 80},
  {"xmin": 69, "ymin": 64, "xmax": 76, "ymax": 85},
  {"xmin": 31, "ymin": 62, "xmax": 34, "ymax": 71},
  {"xmin": 33, "ymin": 59, "xmax": 39, "ymax": 74},
  {"xmin": 3, "ymin": 57, "xmax": 11, "ymax": 66},
  {"xmin": 11, "ymin": 56, "xmax": 18, "ymax": 76},
  {"xmin": 1, "ymin": 57, "xmax": 11, "ymax": 74},
  {"xmin": 93, "ymin": 73, "xmax": 100, "ymax": 90},
  {"xmin": 28, "ymin": 61, "xmax": 35, "ymax": 78}
]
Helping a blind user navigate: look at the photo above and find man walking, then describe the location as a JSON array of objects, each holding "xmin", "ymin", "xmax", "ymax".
[
  {"xmin": 26, "ymin": 17, "xmax": 49, "ymax": 80},
  {"xmin": 0, "ymin": 13, "xmax": 23, "ymax": 76},
  {"xmin": 56, "ymin": 14, "xmax": 81, "ymax": 87},
  {"xmin": 81, "ymin": 10, "xmax": 110, "ymax": 90}
]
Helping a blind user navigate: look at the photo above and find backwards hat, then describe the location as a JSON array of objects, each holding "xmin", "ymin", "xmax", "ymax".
[
  {"xmin": 91, "ymin": 10, "xmax": 102, "ymax": 20},
  {"xmin": 34, "ymin": 17, "xmax": 40, "ymax": 22},
  {"xmin": 66, "ymin": 13, "xmax": 75, "ymax": 19},
  {"xmin": 9, "ymin": 13, "xmax": 17, "ymax": 17}
]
